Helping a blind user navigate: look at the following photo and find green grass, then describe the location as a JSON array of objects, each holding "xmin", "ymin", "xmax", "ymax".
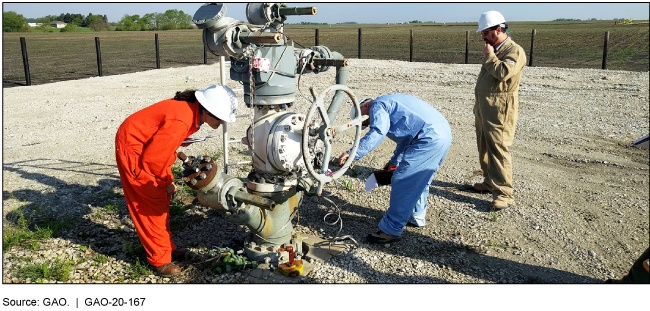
[
  {"xmin": 169, "ymin": 200, "xmax": 187, "ymax": 216},
  {"xmin": 2, "ymin": 205, "xmax": 76, "ymax": 252},
  {"xmin": 94, "ymin": 254, "xmax": 108, "ymax": 266},
  {"xmin": 91, "ymin": 188, "xmax": 124, "ymax": 206},
  {"xmin": 16, "ymin": 258, "xmax": 75, "ymax": 282},
  {"xmin": 490, "ymin": 210, "xmax": 498, "ymax": 222},
  {"xmin": 340, "ymin": 179, "xmax": 354, "ymax": 190},
  {"xmin": 487, "ymin": 240, "xmax": 505, "ymax": 248},
  {"xmin": 180, "ymin": 184, "xmax": 197, "ymax": 196},
  {"xmin": 172, "ymin": 165, "xmax": 184, "ymax": 180},
  {"xmin": 28, "ymin": 242, "xmax": 39, "ymax": 250},
  {"xmin": 126, "ymin": 259, "xmax": 152, "ymax": 280},
  {"xmin": 78, "ymin": 244, "xmax": 91, "ymax": 252},
  {"xmin": 104, "ymin": 202, "xmax": 120, "ymax": 212},
  {"xmin": 123, "ymin": 239, "xmax": 146, "ymax": 258}
]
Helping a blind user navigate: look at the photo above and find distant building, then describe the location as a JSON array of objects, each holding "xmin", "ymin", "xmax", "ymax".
[
  {"xmin": 26, "ymin": 19, "xmax": 42, "ymax": 27},
  {"xmin": 50, "ymin": 21, "xmax": 67, "ymax": 28}
]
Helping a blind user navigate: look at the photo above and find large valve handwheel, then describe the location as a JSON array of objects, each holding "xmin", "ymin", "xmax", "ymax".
[{"xmin": 301, "ymin": 84, "xmax": 366, "ymax": 195}]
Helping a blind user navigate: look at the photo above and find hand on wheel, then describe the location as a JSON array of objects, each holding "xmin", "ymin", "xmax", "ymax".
[{"xmin": 338, "ymin": 152, "xmax": 350, "ymax": 166}]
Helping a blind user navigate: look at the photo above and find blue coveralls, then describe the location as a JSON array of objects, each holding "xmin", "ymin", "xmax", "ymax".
[{"xmin": 349, "ymin": 94, "xmax": 452, "ymax": 236}]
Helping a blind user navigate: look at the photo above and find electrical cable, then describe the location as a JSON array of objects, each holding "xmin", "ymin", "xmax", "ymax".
[{"xmin": 304, "ymin": 181, "xmax": 360, "ymax": 254}]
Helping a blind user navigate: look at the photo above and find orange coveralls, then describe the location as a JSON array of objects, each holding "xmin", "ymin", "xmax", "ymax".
[{"xmin": 115, "ymin": 99, "xmax": 200, "ymax": 267}]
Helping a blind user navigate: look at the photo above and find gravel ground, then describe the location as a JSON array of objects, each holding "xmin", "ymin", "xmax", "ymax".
[{"xmin": 2, "ymin": 58, "xmax": 648, "ymax": 285}]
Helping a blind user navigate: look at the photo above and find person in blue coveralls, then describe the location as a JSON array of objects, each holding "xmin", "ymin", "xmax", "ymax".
[{"xmin": 338, "ymin": 94, "xmax": 452, "ymax": 244}]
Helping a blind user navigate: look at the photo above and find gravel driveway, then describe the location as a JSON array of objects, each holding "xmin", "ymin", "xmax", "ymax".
[{"xmin": 2, "ymin": 58, "xmax": 648, "ymax": 285}]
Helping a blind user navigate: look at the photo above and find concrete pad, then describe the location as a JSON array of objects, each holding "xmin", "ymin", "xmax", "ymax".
[{"xmin": 243, "ymin": 233, "xmax": 348, "ymax": 283}]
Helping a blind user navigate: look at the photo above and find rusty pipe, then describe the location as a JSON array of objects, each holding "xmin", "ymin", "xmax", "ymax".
[
  {"xmin": 313, "ymin": 58, "xmax": 348, "ymax": 67},
  {"xmin": 279, "ymin": 6, "xmax": 317, "ymax": 16},
  {"xmin": 229, "ymin": 187, "xmax": 276, "ymax": 210},
  {"xmin": 240, "ymin": 32, "xmax": 282, "ymax": 44}
]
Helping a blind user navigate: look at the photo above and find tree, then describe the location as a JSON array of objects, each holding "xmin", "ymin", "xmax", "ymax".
[
  {"xmin": 36, "ymin": 15, "xmax": 58, "ymax": 24},
  {"xmin": 71, "ymin": 17, "xmax": 83, "ymax": 26},
  {"xmin": 159, "ymin": 9, "xmax": 192, "ymax": 30},
  {"xmin": 59, "ymin": 23, "xmax": 77, "ymax": 32},
  {"xmin": 139, "ymin": 13, "xmax": 156, "ymax": 30},
  {"xmin": 87, "ymin": 14, "xmax": 109, "ymax": 31},
  {"xmin": 3, "ymin": 11, "xmax": 28, "ymax": 32},
  {"xmin": 115, "ymin": 14, "xmax": 141, "ymax": 31},
  {"xmin": 83, "ymin": 13, "xmax": 93, "ymax": 27}
]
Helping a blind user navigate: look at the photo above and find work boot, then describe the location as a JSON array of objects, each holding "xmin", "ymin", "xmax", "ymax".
[
  {"xmin": 155, "ymin": 263, "xmax": 181, "ymax": 277},
  {"xmin": 471, "ymin": 183, "xmax": 491, "ymax": 193},
  {"xmin": 367, "ymin": 230, "xmax": 401, "ymax": 244},
  {"xmin": 171, "ymin": 248, "xmax": 189, "ymax": 261},
  {"xmin": 490, "ymin": 200, "xmax": 510, "ymax": 210}
]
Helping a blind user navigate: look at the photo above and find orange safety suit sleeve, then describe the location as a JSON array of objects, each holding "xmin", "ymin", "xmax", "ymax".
[{"xmin": 140, "ymin": 119, "xmax": 190, "ymax": 187}]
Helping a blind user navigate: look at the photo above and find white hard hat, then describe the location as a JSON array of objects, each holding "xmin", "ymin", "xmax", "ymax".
[
  {"xmin": 477, "ymin": 11, "xmax": 506, "ymax": 32},
  {"xmin": 195, "ymin": 84, "xmax": 238, "ymax": 122}
]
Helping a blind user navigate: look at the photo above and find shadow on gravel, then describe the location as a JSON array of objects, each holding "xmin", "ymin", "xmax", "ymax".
[
  {"xmin": 334, "ymin": 163, "xmax": 492, "ymax": 212},
  {"xmin": 2, "ymin": 159, "xmax": 154, "ymax": 271},
  {"xmin": 1, "ymin": 159, "xmax": 601, "ymax": 283},
  {"xmin": 429, "ymin": 180, "xmax": 493, "ymax": 212},
  {"xmin": 2, "ymin": 158, "xmax": 253, "ymax": 282},
  {"xmin": 299, "ymin": 193, "xmax": 602, "ymax": 284}
]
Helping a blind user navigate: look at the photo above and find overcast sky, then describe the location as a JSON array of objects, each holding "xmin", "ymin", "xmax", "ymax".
[{"xmin": 3, "ymin": 2, "xmax": 649, "ymax": 24}]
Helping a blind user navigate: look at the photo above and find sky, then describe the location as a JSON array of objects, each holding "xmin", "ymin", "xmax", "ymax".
[{"xmin": 2, "ymin": 1, "xmax": 649, "ymax": 24}]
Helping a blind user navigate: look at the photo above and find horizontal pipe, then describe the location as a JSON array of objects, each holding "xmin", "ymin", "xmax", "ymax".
[
  {"xmin": 227, "ymin": 161, "xmax": 252, "ymax": 166},
  {"xmin": 314, "ymin": 58, "xmax": 348, "ymax": 67},
  {"xmin": 240, "ymin": 32, "xmax": 282, "ymax": 44},
  {"xmin": 279, "ymin": 6, "xmax": 317, "ymax": 16},
  {"xmin": 231, "ymin": 188, "xmax": 276, "ymax": 210}
]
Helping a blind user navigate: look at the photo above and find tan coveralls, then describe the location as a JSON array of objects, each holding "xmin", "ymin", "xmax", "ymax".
[{"xmin": 474, "ymin": 37, "xmax": 526, "ymax": 204}]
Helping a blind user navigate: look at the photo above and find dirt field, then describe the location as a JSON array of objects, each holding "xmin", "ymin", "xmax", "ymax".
[
  {"xmin": 2, "ymin": 55, "xmax": 648, "ymax": 292},
  {"xmin": 4, "ymin": 20, "xmax": 648, "ymax": 87}
]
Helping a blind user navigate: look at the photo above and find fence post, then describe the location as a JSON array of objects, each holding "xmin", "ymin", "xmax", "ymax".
[
  {"xmin": 315, "ymin": 28, "xmax": 319, "ymax": 46},
  {"xmin": 358, "ymin": 28, "xmax": 362, "ymax": 59},
  {"xmin": 602, "ymin": 31, "xmax": 609, "ymax": 70},
  {"xmin": 20, "ymin": 37, "xmax": 31, "ymax": 86},
  {"xmin": 410, "ymin": 29, "xmax": 414, "ymax": 62},
  {"xmin": 95, "ymin": 37, "xmax": 103, "ymax": 76},
  {"xmin": 155, "ymin": 33, "xmax": 160, "ymax": 69},
  {"xmin": 204, "ymin": 44, "xmax": 207, "ymax": 64},
  {"xmin": 529, "ymin": 29, "xmax": 536, "ymax": 67},
  {"xmin": 465, "ymin": 31, "xmax": 469, "ymax": 64}
]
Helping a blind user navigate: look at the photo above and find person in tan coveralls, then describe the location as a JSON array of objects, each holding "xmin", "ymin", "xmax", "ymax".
[{"xmin": 472, "ymin": 11, "xmax": 526, "ymax": 210}]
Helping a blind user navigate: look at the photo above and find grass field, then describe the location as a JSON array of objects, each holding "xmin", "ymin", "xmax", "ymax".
[{"xmin": 2, "ymin": 20, "xmax": 648, "ymax": 87}]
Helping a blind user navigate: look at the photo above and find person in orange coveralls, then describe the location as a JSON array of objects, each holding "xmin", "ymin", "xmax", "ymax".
[{"xmin": 115, "ymin": 85, "xmax": 238, "ymax": 276}]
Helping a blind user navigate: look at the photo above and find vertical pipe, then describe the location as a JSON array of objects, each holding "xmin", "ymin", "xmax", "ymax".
[
  {"xmin": 602, "ymin": 31, "xmax": 609, "ymax": 70},
  {"xmin": 95, "ymin": 37, "xmax": 103, "ymax": 76},
  {"xmin": 155, "ymin": 33, "xmax": 160, "ymax": 69},
  {"xmin": 20, "ymin": 37, "xmax": 31, "ymax": 86},
  {"xmin": 465, "ymin": 31, "xmax": 469, "ymax": 64},
  {"xmin": 315, "ymin": 28, "xmax": 319, "ymax": 46},
  {"xmin": 358, "ymin": 28, "xmax": 362, "ymax": 59},
  {"xmin": 409, "ymin": 29, "xmax": 414, "ymax": 62},
  {"xmin": 324, "ymin": 52, "xmax": 348, "ymax": 123},
  {"xmin": 220, "ymin": 56, "xmax": 229, "ymax": 174},
  {"xmin": 529, "ymin": 29, "xmax": 536, "ymax": 67}
]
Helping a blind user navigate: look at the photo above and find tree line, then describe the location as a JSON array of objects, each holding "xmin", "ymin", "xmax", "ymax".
[
  {"xmin": 114, "ymin": 10, "xmax": 193, "ymax": 31},
  {"xmin": 3, "ymin": 10, "xmax": 193, "ymax": 32}
]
